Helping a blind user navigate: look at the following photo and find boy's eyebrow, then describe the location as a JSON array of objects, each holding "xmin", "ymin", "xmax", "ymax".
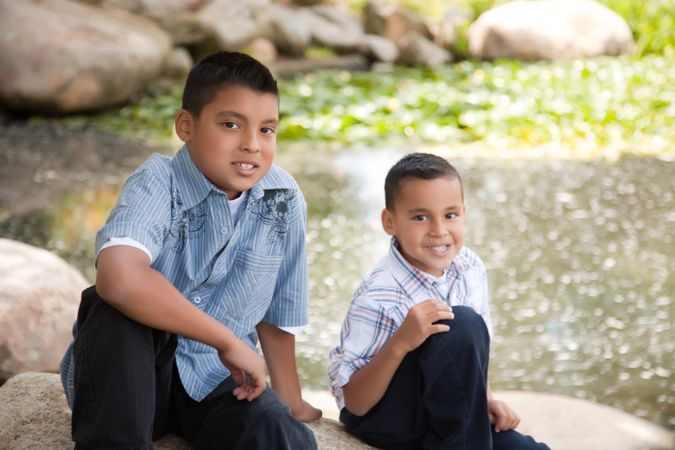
[
  {"xmin": 407, "ymin": 205, "xmax": 462, "ymax": 214},
  {"xmin": 216, "ymin": 110, "xmax": 278, "ymax": 125}
]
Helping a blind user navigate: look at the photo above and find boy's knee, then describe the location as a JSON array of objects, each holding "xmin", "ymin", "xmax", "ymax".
[{"xmin": 426, "ymin": 306, "xmax": 489, "ymax": 352}]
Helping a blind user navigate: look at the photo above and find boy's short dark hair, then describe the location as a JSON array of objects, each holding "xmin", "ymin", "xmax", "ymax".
[
  {"xmin": 384, "ymin": 153, "xmax": 463, "ymax": 209},
  {"xmin": 182, "ymin": 51, "xmax": 279, "ymax": 117}
]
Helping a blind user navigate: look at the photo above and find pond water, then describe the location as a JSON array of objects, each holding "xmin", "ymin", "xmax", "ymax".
[{"xmin": 1, "ymin": 125, "xmax": 672, "ymax": 431}]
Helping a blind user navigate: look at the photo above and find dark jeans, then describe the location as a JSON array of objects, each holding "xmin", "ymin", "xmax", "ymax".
[
  {"xmin": 71, "ymin": 286, "xmax": 317, "ymax": 450},
  {"xmin": 340, "ymin": 306, "xmax": 550, "ymax": 450}
]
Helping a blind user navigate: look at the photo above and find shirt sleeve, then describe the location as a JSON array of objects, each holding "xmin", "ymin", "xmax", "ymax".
[
  {"xmin": 95, "ymin": 169, "xmax": 170, "ymax": 264},
  {"xmin": 328, "ymin": 292, "xmax": 400, "ymax": 401},
  {"xmin": 262, "ymin": 190, "xmax": 309, "ymax": 328},
  {"xmin": 98, "ymin": 237, "xmax": 153, "ymax": 261}
]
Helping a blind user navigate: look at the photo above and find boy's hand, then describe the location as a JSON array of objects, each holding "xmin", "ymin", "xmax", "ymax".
[
  {"xmin": 293, "ymin": 399, "xmax": 322, "ymax": 423},
  {"xmin": 391, "ymin": 299, "xmax": 454, "ymax": 353},
  {"xmin": 488, "ymin": 398, "xmax": 520, "ymax": 432},
  {"xmin": 217, "ymin": 342, "xmax": 267, "ymax": 401}
]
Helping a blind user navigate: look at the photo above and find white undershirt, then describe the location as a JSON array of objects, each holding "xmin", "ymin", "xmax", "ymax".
[{"xmin": 98, "ymin": 191, "xmax": 303, "ymax": 335}]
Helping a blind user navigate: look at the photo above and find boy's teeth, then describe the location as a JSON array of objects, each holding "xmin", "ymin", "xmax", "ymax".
[
  {"xmin": 236, "ymin": 163, "xmax": 254, "ymax": 169},
  {"xmin": 432, "ymin": 245, "xmax": 448, "ymax": 251}
]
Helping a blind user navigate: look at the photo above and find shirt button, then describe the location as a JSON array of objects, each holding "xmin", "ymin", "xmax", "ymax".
[
  {"xmin": 220, "ymin": 227, "xmax": 227, "ymax": 234},
  {"xmin": 193, "ymin": 296, "xmax": 201, "ymax": 304}
]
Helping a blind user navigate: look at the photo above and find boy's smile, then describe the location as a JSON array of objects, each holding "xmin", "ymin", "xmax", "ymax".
[
  {"xmin": 175, "ymin": 85, "xmax": 279, "ymax": 199},
  {"xmin": 382, "ymin": 176, "xmax": 465, "ymax": 277}
]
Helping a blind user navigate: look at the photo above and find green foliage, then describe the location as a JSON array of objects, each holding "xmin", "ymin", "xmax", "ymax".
[
  {"xmin": 278, "ymin": 56, "xmax": 674, "ymax": 154},
  {"xmin": 599, "ymin": 0, "xmax": 674, "ymax": 57},
  {"xmin": 43, "ymin": 56, "xmax": 674, "ymax": 157}
]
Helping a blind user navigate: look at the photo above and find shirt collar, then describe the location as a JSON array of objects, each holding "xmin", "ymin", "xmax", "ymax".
[
  {"xmin": 172, "ymin": 145, "xmax": 296, "ymax": 208},
  {"xmin": 384, "ymin": 237, "xmax": 456, "ymax": 301},
  {"xmin": 171, "ymin": 146, "xmax": 215, "ymax": 209}
]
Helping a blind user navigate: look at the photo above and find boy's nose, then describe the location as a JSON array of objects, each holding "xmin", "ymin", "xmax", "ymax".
[
  {"xmin": 240, "ymin": 131, "xmax": 260, "ymax": 153},
  {"xmin": 429, "ymin": 219, "xmax": 447, "ymax": 236}
]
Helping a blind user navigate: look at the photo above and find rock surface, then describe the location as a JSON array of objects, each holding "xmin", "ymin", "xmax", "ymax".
[
  {"xmin": 468, "ymin": 0, "xmax": 634, "ymax": 60},
  {"xmin": 0, "ymin": 240, "xmax": 87, "ymax": 380},
  {"xmin": 2, "ymin": 372, "xmax": 672, "ymax": 450},
  {"xmin": 398, "ymin": 32, "xmax": 452, "ymax": 68},
  {"xmin": 364, "ymin": 0, "xmax": 432, "ymax": 45},
  {"xmin": 0, "ymin": 372, "xmax": 373, "ymax": 449},
  {"xmin": 0, "ymin": 0, "xmax": 172, "ymax": 114},
  {"xmin": 305, "ymin": 389, "xmax": 675, "ymax": 450}
]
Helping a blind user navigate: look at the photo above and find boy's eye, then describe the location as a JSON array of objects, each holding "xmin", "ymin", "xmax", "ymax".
[
  {"xmin": 261, "ymin": 127, "xmax": 276, "ymax": 135},
  {"xmin": 412, "ymin": 215, "xmax": 428, "ymax": 222},
  {"xmin": 222, "ymin": 122, "xmax": 239, "ymax": 129},
  {"xmin": 446, "ymin": 212, "xmax": 458, "ymax": 220}
]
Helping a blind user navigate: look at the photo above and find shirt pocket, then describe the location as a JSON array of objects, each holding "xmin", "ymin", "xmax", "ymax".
[{"xmin": 229, "ymin": 248, "xmax": 283, "ymax": 320}]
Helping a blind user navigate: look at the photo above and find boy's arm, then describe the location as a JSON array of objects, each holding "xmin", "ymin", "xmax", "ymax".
[
  {"xmin": 96, "ymin": 245, "xmax": 266, "ymax": 401},
  {"xmin": 256, "ymin": 322, "xmax": 322, "ymax": 422},
  {"xmin": 342, "ymin": 300, "xmax": 453, "ymax": 416},
  {"xmin": 487, "ymin": 383, "xmax": 520, "ymax": 432}
]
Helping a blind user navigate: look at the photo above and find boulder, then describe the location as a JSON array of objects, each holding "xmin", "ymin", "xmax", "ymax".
[
  {"xmin": 153, "ymin": 47, "xmax": 194, "ymax": 89},
  {"xmin": 242, "ymin": 37, "xmax": 279, "ymax": 65},
  {"xmin": 397, "ymin": 32, "xmax": 451, "ymax": 68},
  {"xmin": 259, "ymin": 3, "xmax": 312, "ymax": 56},
  {"xmin": 298, "ymin": 5, "xmax": 364, "ymax": 52},
  {"xmin": 0, "ymin": 0, "xmax": 173, "ymax": 114},
  {"xmin": 304, "ymin": 389, "xmax": 675, "ymax": 450},
  {"xmin": 196, "ymin": 0, "xmax": 266, "ymax": 51},
  {"xmin": 364, "ymin": 1, "xmax": 432, "ymax": 45},
  {"xmin": 0, "ymin": 372, "xmax": 374, "ymax": 449},
  {"xmin": 358, "ymin": 34, "xmax": 399, "ymax": 63},
  {"xmin": 0, "ymin": 239, "xmax": 87, "ymax": 380},
  {"xmin": 468, "ymin": 0, "xmax": 635, "ymax": 60},
  {"xmin": 84, "ymin": 0, "xmax": 207, "ymax": 15}
]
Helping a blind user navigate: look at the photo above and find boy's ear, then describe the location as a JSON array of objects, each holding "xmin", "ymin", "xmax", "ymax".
[
  {"xmin": 175, "ymin": 109, "xmax": 194, "ymax": 143},
  {"xmin": 381, "ymin": 208, "xmax": 396, "ymax": 236}
]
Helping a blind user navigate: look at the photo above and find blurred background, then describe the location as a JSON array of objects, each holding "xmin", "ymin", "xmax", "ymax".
[{"xmin": 0, "ymin": 0, "xmax": 673, "ymax": 433}]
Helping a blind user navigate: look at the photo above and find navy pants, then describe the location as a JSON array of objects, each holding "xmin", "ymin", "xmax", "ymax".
[
  {"xmin": 340, "ymin": 306, "xmax": 550, "ymax": 450},
  {"xmin": 71, "ymin": 286, "xmax": 317, "ymax": 450}
]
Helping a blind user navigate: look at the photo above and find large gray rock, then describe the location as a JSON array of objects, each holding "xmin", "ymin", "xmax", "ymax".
[
  {"xmin": 0, "ymin": 372, "xmax": 374, "ymax": 449},
  {"xmin": 0, "ymin": 0, "xmax": 173, "ymax": 114},
  {"xmin": 196, "ymin": 0, "xmax": 267, "ymax": 51},
  {"xmin": 358, "ymin": 34, "xmax": 399, "ymax": 63},
  {"xmin": 298, "ymin": 5, "xmax": 364, "ymax": 52},
  {"xmin": 468, "ymin": 0, "xmax": 634, "ymax": 60},
  {"xmin": 0, "ymin": 239, "xmax": 86, "ymax": 380},
  {"xmin": 306, "ymin": 389, "xmax": 675, "ymax": 450},
  {"xmin": 364, "ymin": 1, "xmax": 432, "ymax": 45},
  {"xmin": 397, "ymin": 32, "xmax": 451, "ymax": 68},
  {"xmin": 259, "ymin": 3, "xmax": 312, "ymax": 56}
]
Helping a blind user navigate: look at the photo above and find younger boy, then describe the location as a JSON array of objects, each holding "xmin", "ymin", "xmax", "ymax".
[
  {"xmin": 60, "ymin": 51, "xmax": 320, "ymax": 449},
  {"xmin": 329, "ymin": 153, "xmax": 549, "ymax": 449}
]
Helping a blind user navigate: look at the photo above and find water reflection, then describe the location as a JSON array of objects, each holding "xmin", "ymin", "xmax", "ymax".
[
  {"xmin": 279, "ymin": 149, "xmax": 674, "ymax": 431},
  {"xmin": 1, "ymin": 140, "xmax": 672, "ymax": 431}
]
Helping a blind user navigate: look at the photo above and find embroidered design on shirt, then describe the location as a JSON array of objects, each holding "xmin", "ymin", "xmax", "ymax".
[
  {"xmin": 168, "ymin": 193, "xmax": 207, "ymax": 250},
  {"xmin": 252, "ymin": 189, "xmax": 295, "ymax": 243}
]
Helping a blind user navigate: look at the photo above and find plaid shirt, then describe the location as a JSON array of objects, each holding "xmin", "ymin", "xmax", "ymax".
[
  {"xmin": 60, "ymin": 146, "xmax": 309, "ymax": 405},
  {"xmin": 328, "ymin": 238, "xmax": 492, "ymax": 409}
]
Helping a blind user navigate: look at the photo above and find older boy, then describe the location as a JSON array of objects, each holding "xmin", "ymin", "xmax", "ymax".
[
  {"xmin": 60, "ymin": 52, "xmax": 320, "ymax": 449},
  {"xmin": 329, "ymin": 153, "xmax": 549, "ymax": 449}
]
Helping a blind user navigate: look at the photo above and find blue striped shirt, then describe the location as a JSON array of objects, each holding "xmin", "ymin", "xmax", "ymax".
[
  {"xmin": 328, "ymin": 238, "xmax": 492, "ymax": 409},
  {"xmin": 60, "ymin": 146, "xmax": 309, "ymax": 404}
]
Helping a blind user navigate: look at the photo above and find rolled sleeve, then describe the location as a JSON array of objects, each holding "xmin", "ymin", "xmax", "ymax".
[
  {"xmin": 95, "ymin": 169, "xmax": 170, "ymax": 264},
  {"xmin": 262, "ymin": 191, "xmax": 309, "ymax": 328}
]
